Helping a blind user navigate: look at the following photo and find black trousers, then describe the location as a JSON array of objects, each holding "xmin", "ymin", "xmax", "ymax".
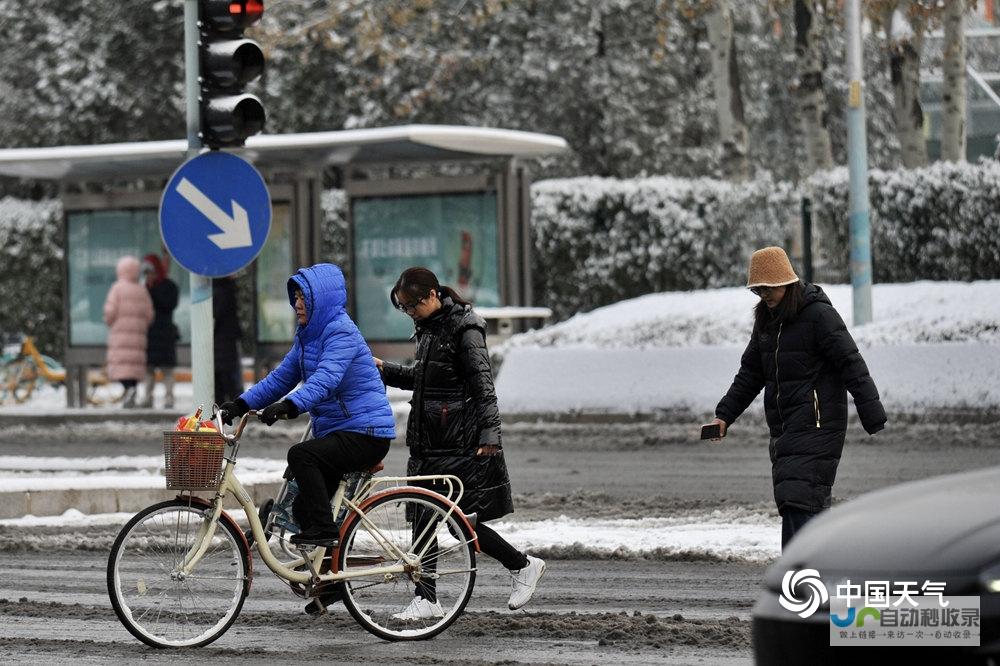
[
  {"xmin": 415, "ymin": 521, "xmax": 529, "ymax": 603},
  {"xmin": 781, "ymin": 507, "xmax": 820, "ymax": 550},
  {"xmin": 287, "ymin": 430, "xmax": 390, "ymax": 532}
]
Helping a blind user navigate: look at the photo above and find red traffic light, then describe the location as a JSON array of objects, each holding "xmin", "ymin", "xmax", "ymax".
[
  {"xmin": 202, "ymin": 0, "xmax": 263, "ymax": 33},
  {"xmin": 229, "ymin": 1, "xmax": 263, "ymax": 23}
]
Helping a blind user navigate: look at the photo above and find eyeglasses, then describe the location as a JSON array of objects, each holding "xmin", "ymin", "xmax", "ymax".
[
  {"xmin": 395, "ymin": 297, "xmax": 425, "ymax": 314},
  {"xmin": 750, "ymin": 286, "xmax": 777, "ymax": 296}
]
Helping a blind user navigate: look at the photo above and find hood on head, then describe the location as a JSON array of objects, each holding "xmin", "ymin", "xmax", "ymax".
[
  {"xmin": 286, "ymin": 263, "xmax": 347, "ymax": 336},
  {"xmin": 116, "ymin": 256, "xmax": 141, "ymax": 282},
  {"xmin": 801, "ymin": 282, "xmax": 831, "ymax": 310}
]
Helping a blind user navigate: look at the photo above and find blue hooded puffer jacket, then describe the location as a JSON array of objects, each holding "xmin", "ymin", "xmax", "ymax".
[{"xmin": 240, "ymin": 264, "xmax": 395, "ymax": 440}]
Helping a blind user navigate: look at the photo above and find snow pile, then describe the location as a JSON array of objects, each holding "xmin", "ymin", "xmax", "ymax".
[
  {"xmin": 0, "ymin": 455, "xmax": 286, "ymax": 492},
  {"xmin": 0, "ymin": 506, "xmax": 782, "ymax": 562},
  {"xmin": 500, "ymin": 281, "xmax": 1000, "ymax": 352},
  {"xmin": 495, "ymin": 281, "xmax": 1000, "ymax": 415}
]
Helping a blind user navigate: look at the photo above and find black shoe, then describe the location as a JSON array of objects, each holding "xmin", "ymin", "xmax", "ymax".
[
  {"xmin": 305, "ymin": 587, "xmax": 344, "ymax": 615},
  {"xmin": 290, "ymin": 528, "xmax": 339, "ymax": 547}
]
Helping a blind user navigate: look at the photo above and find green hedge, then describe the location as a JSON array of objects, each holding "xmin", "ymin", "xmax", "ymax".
[
  {"xmin": 530, "ymin": 175, "xmax": 799, "ymax": 319},
  {"xmin": 0, "ymin": 198, "xmax": 64, "ymax": 355},
  {"xmin": 807, "ymin": 162, "xmax": 1000, "ymax": 282}
]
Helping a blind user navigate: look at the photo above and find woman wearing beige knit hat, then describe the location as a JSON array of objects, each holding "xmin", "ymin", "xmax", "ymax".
[{"xmin": 707, "ymin": 246, "xmax": 886, "ymax": 550}]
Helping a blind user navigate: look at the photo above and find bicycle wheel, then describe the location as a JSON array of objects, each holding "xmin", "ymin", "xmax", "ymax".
[
  {"xmin": 107, "ymin": 499, "xmax": 250, "ymax": 648},
  {"xmin": 8, "ymin": 361, "xmax": 36, "ymax": 403},
  {"xmin": 338, "ymin": 489, "xmax": 477, "ymax": 641},
  {"xmin": 0, "ymin": 360, "xmax": 21, "ymax": 403}
]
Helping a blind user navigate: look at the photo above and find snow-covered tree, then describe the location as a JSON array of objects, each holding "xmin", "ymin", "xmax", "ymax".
[
  {"xmin": 0, "ymin": 0, "xmax": 906, "ymax": 186},
  {"xmin": 940, "ymin": 0, "xmax": 967, "ymax": 161},
  {"xmin": 867, "ymin": 1, "xmax": 930, "ymax": 168},
  {"xmin": 792, "ymin": 0, "xmax": 836, "ymax": 174},
  {"xmin": 0, "ymin": 0, "xmax": 184, "ymax": 148},
  {"xmin": 674, "ymin": 0, "xmax": 751, "ymax": 179}
]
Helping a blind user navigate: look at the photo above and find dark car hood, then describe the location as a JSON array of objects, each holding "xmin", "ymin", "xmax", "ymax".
[{"xmin": 766, "ymin": 466, "xmax": 1000, "ymax": 588}]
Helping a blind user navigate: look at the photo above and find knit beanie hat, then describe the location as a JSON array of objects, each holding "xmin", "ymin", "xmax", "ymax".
[{"xmin": 747, "ymin": 247, "xmax": 799, "ymax": 288}]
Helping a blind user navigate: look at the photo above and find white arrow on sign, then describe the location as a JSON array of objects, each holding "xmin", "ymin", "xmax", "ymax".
[{"xmin": 175, "ymin": 177, "xmax": 253, "ymax": 250}]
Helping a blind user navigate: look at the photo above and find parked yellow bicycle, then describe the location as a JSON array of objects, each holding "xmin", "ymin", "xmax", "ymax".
[
  {"xmin": 0, "ymin": 336, "xmax": 122, "ymax": 405},
  {"xmin": 106, "ymin": 409, "xmax": 479, "ymax": 647}
]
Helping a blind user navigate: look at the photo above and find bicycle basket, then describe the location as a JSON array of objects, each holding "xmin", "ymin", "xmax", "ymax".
[{"xmin": 162, "ymin": 431, "xmax": 226, "ymax": 490}]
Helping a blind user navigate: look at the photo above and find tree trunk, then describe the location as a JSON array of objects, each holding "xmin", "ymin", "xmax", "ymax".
[
  {"xmin": 941, "ymin": 0, "xmax": 967, "ymax": 162},
  {"xmin": 705, "ymin": 0, "xmax": 750, "ymax": 180},
  {"xmin": 793, "ymin": 0, "xmax": 834, "ymax": 174},
  {"xmin": 886, "ymin": 4, "xmax": 928, "ymax": 168}
]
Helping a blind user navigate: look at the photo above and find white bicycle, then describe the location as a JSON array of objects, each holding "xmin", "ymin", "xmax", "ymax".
[{"xmin": 107, "ymin": 409, "xmax": 479, "ymax": 647}]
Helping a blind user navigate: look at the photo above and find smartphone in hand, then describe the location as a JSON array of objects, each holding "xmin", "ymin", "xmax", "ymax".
[{"xmin": 700, "ymin": 422, "xmax": 724, "ymax": 440}]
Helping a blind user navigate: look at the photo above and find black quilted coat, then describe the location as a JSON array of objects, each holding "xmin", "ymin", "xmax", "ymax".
[
  {"xmin": 715, "ymin": 283, "xmax": 886, "ymax": 514},
  {"xmin": 145, "ymin": 278, "xmax": 179, "ymax": 368},
  {"xmin": 380, "ymin": 298, "xmax": 513, "ymax": 521}
]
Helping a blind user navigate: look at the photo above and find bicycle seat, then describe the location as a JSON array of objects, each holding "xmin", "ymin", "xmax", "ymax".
[{"xmin": 367, "ymin": 462, "xmax": 385, "ymax": 474}]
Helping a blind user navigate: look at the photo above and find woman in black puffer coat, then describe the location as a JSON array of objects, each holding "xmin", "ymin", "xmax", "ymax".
[
  {"xmin": 376, "ymin": 267, "xmax": 546, "ymax": 616},
  {"xmin": 140, "ymin": 253, "xmax": 179, "ymax": 409},
  {"xmin": 709, "ymin": 247, "xmax": 886, "ymax": 549}
]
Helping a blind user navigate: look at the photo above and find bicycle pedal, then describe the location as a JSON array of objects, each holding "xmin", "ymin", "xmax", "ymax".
[{"xmin": 304, "ymin": 598, "xmax": 328, "ymax": 616}]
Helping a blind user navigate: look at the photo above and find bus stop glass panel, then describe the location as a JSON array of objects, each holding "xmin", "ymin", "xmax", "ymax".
[
  {"xmin": 352, "ymin": 191, "xmax": 499, "ymax": 342},
  {"xmin": 255, "ymin": 202, "xmax": 294, "ymax": 343},
  {"xmin": 67, "ymin": 209, "xmax": 191, "ymax": 346}
]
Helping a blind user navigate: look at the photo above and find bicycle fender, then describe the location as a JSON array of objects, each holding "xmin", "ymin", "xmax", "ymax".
[
  {"xmin": 337, "ymin": 486, "xmax": 480, "ymax": 572},
  {"xmin": 176, "ymin": 494, "xmax": 254, "ymax": 593}
]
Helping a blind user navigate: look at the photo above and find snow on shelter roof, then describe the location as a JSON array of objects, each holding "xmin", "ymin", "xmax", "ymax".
[{"xmin": 0, "ymin": 125, "xmax": 569, "ymax": 180}]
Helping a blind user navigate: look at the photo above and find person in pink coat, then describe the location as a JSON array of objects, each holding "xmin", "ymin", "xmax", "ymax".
[{"xmin": 104, "ymin": 256, "xmax": 154, "ymax": 408}]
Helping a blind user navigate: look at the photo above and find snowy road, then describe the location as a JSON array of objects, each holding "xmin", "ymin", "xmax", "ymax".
[
  {"xmin": 2, "ymin": 418, "xmax": 999, "ymax": 663},
  {"xmin": 0, "ymin": 551, "xmax": 760, "ymax": 665}
]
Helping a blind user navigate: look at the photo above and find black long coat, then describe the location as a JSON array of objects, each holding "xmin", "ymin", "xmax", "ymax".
[
  {"xmin": 213, "ymin": 277, "xmax": 243, "ymax": 403},
  {"xmin": 715, "ymin": 284, "xmax": 886, "ymax": 514},
  {"xmin": 146, "ymin": 278, "xmax": 179, "ymax": 368},
  {"xmin": 381, "ymin": 298, "xmax": 514, "ymax": 521}
]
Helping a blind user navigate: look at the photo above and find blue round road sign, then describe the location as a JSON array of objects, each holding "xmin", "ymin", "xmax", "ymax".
[{"xmin": 160, "ymin": 151, "xmax": 271, "ymax": 277}]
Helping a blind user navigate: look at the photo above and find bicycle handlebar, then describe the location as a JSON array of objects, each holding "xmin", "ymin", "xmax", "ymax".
[
  {"xmin": 213, "ymin": 407, "xmax": 297, "ymax": 442},
  {"xmin": 211, "ymin": 408, "xmax": 260, "ymax": 442}
]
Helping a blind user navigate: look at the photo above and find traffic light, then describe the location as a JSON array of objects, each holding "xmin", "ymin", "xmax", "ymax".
[{"xmin": 199, "ymin": 0, "xmax": 266, "ymax": 149}]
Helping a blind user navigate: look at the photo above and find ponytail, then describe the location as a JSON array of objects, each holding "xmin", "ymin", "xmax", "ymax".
[
  {"xmin": 390, "ymin": 267, "xmax": 472, "ymax": 307},
  {"xmin": 438, "ymin": 285, "xmax": 472, "ymax": 307}
]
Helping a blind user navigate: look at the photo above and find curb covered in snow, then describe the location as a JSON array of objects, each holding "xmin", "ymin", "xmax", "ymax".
[{"xmin": 0, "ymin": 481, "xmax": 283, "ymax": 520}]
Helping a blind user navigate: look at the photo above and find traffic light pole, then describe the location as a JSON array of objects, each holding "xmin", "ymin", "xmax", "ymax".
[{"xmin": 184, "ymin": 0, "xmax": 216, "ymax": 411}]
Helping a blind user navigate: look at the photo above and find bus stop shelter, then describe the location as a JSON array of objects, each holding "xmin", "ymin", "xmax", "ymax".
[{"xmin": 0, "ymin": 125, "xmax": 567, "ymax": 406}]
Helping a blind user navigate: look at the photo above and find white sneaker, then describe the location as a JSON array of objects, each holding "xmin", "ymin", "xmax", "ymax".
[
  {"xmin": 507, "ymin": 555, "xmax": 546, "ymax": 610},
  {"xmin": 391, "ymin": 596, "xmax": 444, "ymax": 621}
]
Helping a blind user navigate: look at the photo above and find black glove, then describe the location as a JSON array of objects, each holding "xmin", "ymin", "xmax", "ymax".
[
  {"xmin": 259, "ymin": 400, "xmax": 299, "ymax": 426},
  {"xmin": 219, "ymin": 398, "xmax": 250, "ymax": 425}
]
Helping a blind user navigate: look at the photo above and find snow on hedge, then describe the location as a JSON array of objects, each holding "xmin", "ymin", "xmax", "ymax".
[
  {"xmin": 530, "ymin": 162, "xmax": 1000, "ymax": 319},
  {"xmin": 530, "ymin": 173, "xmax": 798, "ymax": 320}
]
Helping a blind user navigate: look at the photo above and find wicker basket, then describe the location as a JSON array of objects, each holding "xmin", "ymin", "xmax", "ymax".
[{"xmin": 163, "ymin": 431, "xmax": 226, "ymax": 490}]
